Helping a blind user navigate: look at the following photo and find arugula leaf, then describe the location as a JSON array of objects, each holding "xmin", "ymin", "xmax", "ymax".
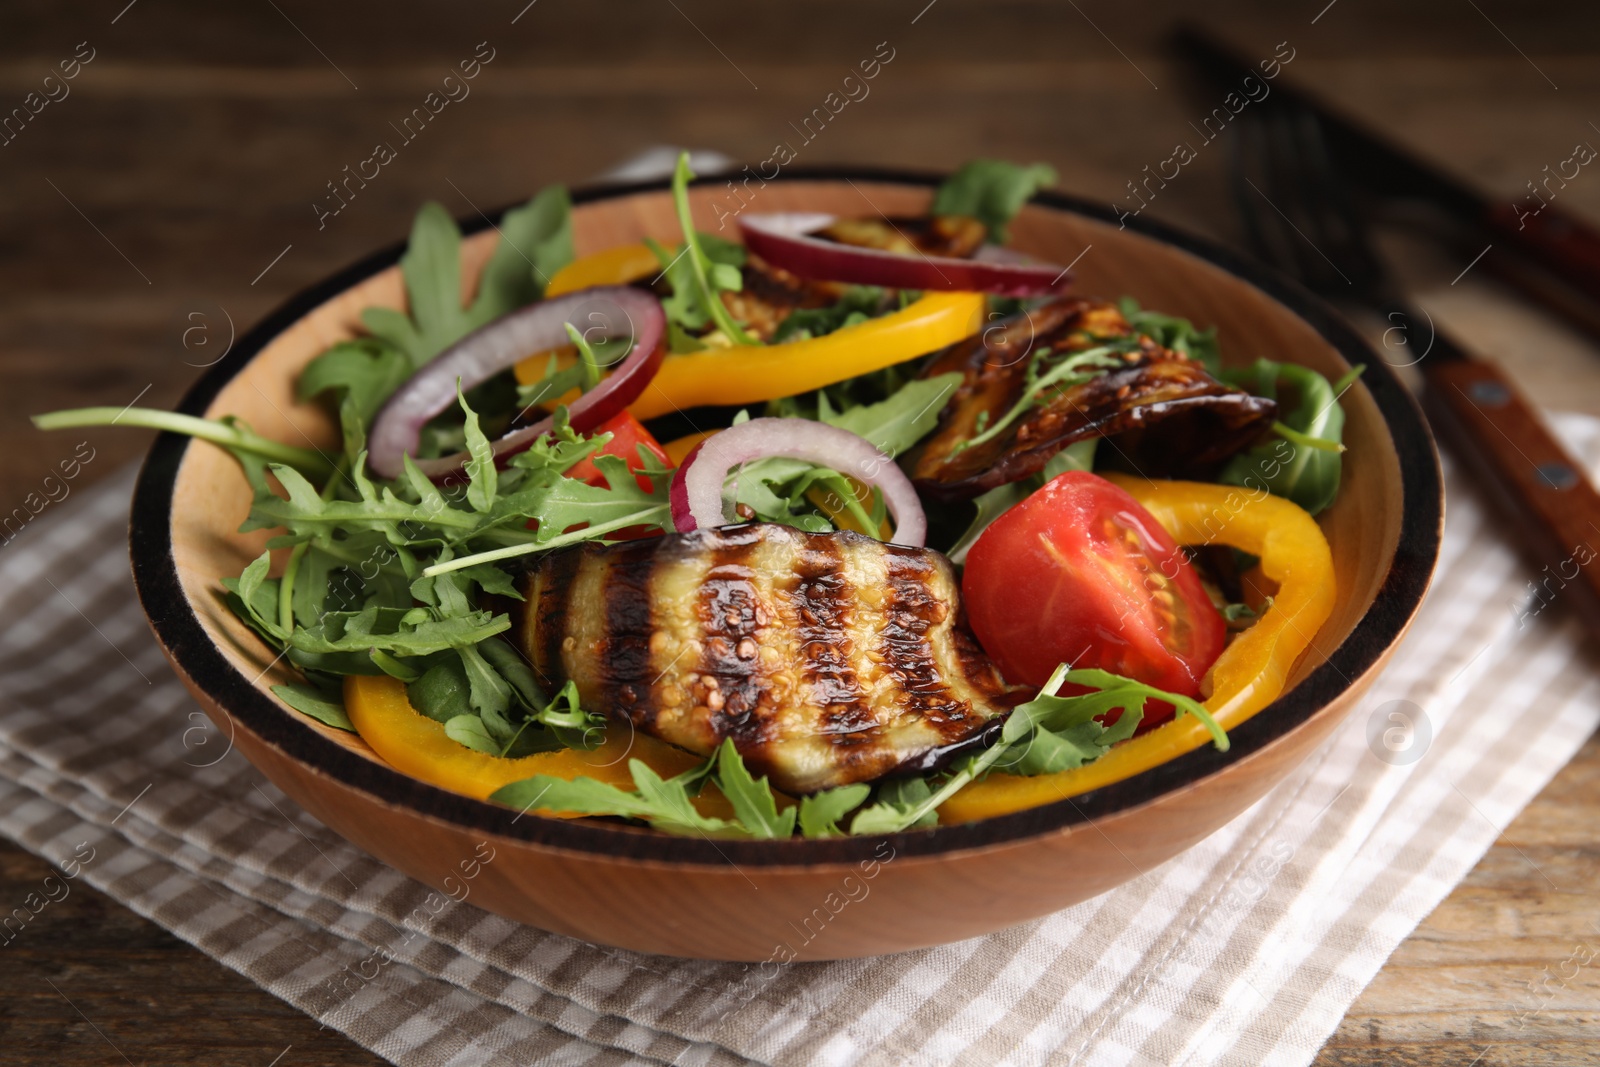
[
  {"xmin": 1218, "ymin": 359, "xmax": 1362, "ymax": 515},
  {"xmin": 825, "ymin": 372, "xmax": 963, "ymax": 459},
  {"xmin": 656, "ymin": 152, "xmax": 758, "ymax": 346},
  {"xmin": 953, "ymin": 347, "xmax": 1125, "ymax": 455},
  {"xmin": 850, "ymin": 776, "xmax": 940, "ymax": 836},
  {"xmin": 407, "ymin": 660, "xmax": 474, "ymax": 722},
  {"xmin": 289, "ymin": 606, "xmax": 510, "ymax": 657},
  {"xmin": 443, "ymin": 714, "xmax": 500, "ymax": 754},
  {"xmin": 492, "ymin": 759, "xmax": 738, "ymax": 835},
  {"xmin": 946, "ymin": 482, "xmax": 1030, "ymax": 566},
  {"xmin": 297, "ymin": 339, "xmax": 412, "ymax": 463},
  {"xmin": 713, "ymin": 739, "xmax": 796, "ymax": 838},
  {"xmin": 270, "ymin": 682, "xmax": 354, "ymax": 732},
  {"xmin": 932, "ymin": 159, "xmax": 1058, "ymax": 244},
  {"xmin": 482, "ymin": 184, "xmax": 574, "ymax": 308},
  {"xmin": 848, "ymin": 664, "xmax": 1226, "ymax": 836},
  {"xmin": 771, "ymin": 286, "xmax": 888, "ymax": 343},
  {"xmin": 458, "ymin": 382, "xmax": 498, "ymax": 513},
  {"xmin": 797, "ymin": 784, "xmax": 871, "ymax": 837},
  {"xmin": 527, "ymin": 679, "xmax": 606, "ymax": 750},
  {"xmin": 1116, "ymin": 297, "xmax": 1223, "ymax": 376},
  {"xmin": 362, "ymin": 188, "xmax": 575, "ymax": 370},
  {"xmin": 226, "ymin": 550, "xmax": 286, "ymax": 642}
]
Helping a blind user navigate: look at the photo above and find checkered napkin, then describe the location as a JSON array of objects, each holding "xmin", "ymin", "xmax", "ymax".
[{"xmin": 3, "ymin": 414, "xmax": 1599, "ymax": 1067}]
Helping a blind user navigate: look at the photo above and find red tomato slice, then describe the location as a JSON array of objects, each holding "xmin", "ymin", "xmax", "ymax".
[{"xmin": 962, "ymin": 471, "xmax": 1225, "ymax": 725}]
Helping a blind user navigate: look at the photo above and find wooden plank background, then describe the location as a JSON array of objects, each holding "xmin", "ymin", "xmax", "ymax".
[{"xmin": 1, "ymin": 1, "xmax": 1597, "ymax": 1063}]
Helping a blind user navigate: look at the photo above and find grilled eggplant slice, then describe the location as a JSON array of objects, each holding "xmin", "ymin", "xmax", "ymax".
[
  {"xmin": 517, "ymin": 523, "xmax": 1016, "ymax": 794},
  {"xmin": 910, "ymin": 298, "xmax": 1277, "ymax": 500}
]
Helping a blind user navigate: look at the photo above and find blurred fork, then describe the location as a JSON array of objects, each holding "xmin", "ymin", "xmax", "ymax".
[{"xmin": 1228, "ymin": 102, "xmax": 1600, "ymax": 641}]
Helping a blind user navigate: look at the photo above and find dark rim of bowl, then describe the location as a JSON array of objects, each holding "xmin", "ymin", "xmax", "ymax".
[{"xmin": 130, "ymin": 166, "xmax": 1443, "ymax": 867}]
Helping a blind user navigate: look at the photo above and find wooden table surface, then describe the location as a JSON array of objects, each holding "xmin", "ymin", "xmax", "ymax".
[{"xmin": 2, "ymin": 1, "xmax": 1598, "ymax": 1063}]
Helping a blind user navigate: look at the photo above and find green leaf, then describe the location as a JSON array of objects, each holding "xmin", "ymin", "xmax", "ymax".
[
  {"xmin": 1218, "ymin": 358, "xmax": 1362, "ymax": 515},
  {"xmin": 271, "ymin": 682, "xmax": 354, "ymax": 732},
  {"xmin": 1040, "ymin": 438, "xmax": 1097, "ymax": 480},
  {"xmin": 491, "ymin": 758, "xmax": 737, "ymax": 835},
  {"xmin": 360, "ymin": 189, "xmax": 575, "ymax": 371},
  {"xmin": 946, "ymin": 482, "xmax": 1030, "ymax": 565},
  {"xmin": 1116, "ymin": 297, "xmax": 1222, "ymax": 376},
  {"xmin": 289, "ymin": 608, "xmax": 510, "ymax": 657},
  {"xmin": 225, "ymin": 550, "xmax": 287, "ymax": 642},
  {"xmin": 368, "ymin": 648, "xmax": 421, "ymax": 683},
  {"xmin": 850, "ymin": 776, "xmax": 941, "ymax": 836},
  {"xmin": 493, "ymin": 773, "xmax": 657, "ymax": 821},
  {"xmin": 297, "ymin": 339, "xmax": 413, "ymax": 463},
  {"xmin": 406, "ymin": 660, "xmax": 475, "ymax": 723},
  {"xmin": 771, "ymin": 286, "xmax": 888, "ymax": 344},
  {"xmin": 456, "ymin": 641, "xmax": 515, "ymax": 737},
  {"xmin": 476, "ymin": 184, "xmax": 573, "ymax": 309},
  {"xmin": 713, "ymin": 739, "xmax": 796, "ymax": 839},
  {"xmin": 458, "ymin": 384, "xmax": 498, "ymax": 513},
  {"xmin": 529, "ymin": 679, "xmax": 605, "ymax": 750},
  {"xmin": 847, "ymin": 664, "xmax": 1227, "ymax": 837},
  {"xmin": 824, "ymin": 372, "xmax": 963, "ymax": 458},
  {"xmin": 797, "ymin": 784, "xmax": 870, "ymax": 837},
  {"xmin": 953, "ymin": 346, "xmax": 1124, "ymax": 455},
  {"xmin": 931, "ymin": 159, "xmax": 1058, "ymax": 243},
  {"xmin": 660, "ymin": 152, "xmax": 759, "ymax": 345},
  {"xmin": 443, "ymin": 714, "xmax": 500, "ymax": 753}
]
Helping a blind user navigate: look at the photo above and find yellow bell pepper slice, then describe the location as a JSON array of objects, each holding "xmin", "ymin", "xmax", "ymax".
[
  {"xmin": 516, "ymin": 244, "xmax": 986, "ymax": 419},
  {"xmin": 938, "ymin": 475, "xmax": 1337, "ymax": 824},
  {"xmin": 545, "ymin": 243, "xmax": 664, "ymax": 298},
  {"xmin": 342, "ymin": 674, "xmax": 736, "ymax": 819},
  {"xmin": 631, "ymin": 291, "xmax": 984, "ymax": 419}
]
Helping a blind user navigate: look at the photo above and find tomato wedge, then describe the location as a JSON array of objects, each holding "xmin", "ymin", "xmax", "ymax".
[{"xmin": 962, "ymin": 471, "xmax": 1225, "ymax": 724}]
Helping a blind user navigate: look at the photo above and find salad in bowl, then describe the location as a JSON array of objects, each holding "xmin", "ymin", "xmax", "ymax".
[{"xmin": 38, "ymin": 157, "xmax": 1358, "ymax": 842}]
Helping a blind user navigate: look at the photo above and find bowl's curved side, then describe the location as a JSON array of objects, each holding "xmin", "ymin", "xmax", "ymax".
[
  {"xmin": 154, "ymin": 606, "xmax": 1395, "ymax": 961},
  {"xmin": 130, "ymin": 170, "xmax": 1442, "ymax": 958}
]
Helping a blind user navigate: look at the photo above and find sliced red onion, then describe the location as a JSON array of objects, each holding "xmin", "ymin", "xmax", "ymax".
[
  {"xmin": 738, "ymin": 213, "xmax": 1071, "ymax": 297},
  {"xmin": 669, "ymin": 418, "xmax": 927, "ymax": 547},
  {"xmin": 367, "ymin": 287, "xmax": 664, "ymax": 480}
]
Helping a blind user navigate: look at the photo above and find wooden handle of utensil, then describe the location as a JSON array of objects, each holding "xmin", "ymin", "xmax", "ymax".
[{"xmin": 1422, "ymin": 355, "xmax": 1600, "ymax": 640}]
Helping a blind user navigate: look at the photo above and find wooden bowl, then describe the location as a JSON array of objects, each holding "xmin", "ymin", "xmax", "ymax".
[{"xmin": 129, "ymin": 170, "xmax": 1442, "ymax": 961}]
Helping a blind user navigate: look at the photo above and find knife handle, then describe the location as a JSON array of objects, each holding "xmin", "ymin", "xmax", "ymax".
[
  {"xmin": 1487, "ymin": 201, "xmax": 1600, "ymax": 308},
  {"xmin": 1421, "ymin": 355, "xmax": 1600, "ymax": 640}
]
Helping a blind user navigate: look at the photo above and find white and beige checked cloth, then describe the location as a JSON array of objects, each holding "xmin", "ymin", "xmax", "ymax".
[{"xmin": 3, "ymin": 414, "xmax": 1599, "ymax": 1067}]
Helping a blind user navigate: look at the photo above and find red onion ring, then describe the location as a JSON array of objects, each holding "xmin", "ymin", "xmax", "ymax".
[
  {"xmin": 367, "ymin": 287, "xmax": 665, "ymax": 480},
  {"xmin": 669, "ymin": 418, "xmax": 927, "ymax": 547},
  {"xmin": 738, "ymin": 212, "xmax": 1071, "ymax": 297}
]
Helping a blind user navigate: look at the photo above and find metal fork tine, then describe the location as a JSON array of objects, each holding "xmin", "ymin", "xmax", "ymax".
[
  {"xmin": 1265, "ymin": 106, "xmax": 1343, "ymax": 293},
  {"xmin": 1229, "ymin": 112, "xmax": 1297, "ymax": 278},
  {"xmin": 1292, "ymin": 107, "xmax": 1390, "ymax": 294}
]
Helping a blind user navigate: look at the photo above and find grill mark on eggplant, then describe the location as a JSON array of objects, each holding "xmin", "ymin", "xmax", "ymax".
[
  {"xmin": 789, "ymin": 535, "xmax": 878, "ymax": 755},
  {"xmin": 876, "ymin": 547, "xmax": 975, "ymax": 745},
  {"xmin": 692, "ymin": 527, "xmax": 770, "ymax": 749},
  {"xmin": 597, "ymin": 540, "xmax": 659, "ymax": 729},
  {"xmin": 527, "ymin": 546, "xmax": 583, "ymax": 691}
]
